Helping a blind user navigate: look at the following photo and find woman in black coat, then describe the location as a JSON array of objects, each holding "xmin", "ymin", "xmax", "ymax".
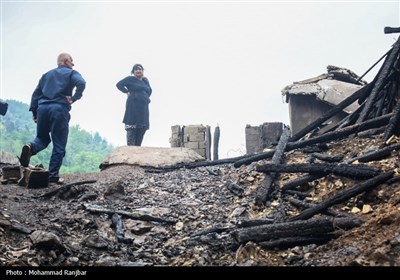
[{"xmin": 116, "ymin": 64, "xmax": 152, "ymax": 146}]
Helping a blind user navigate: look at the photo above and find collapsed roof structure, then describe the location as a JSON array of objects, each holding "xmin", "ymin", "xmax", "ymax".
[{"xmin": 281, "ymin": 65, "xmax": 368, "ymax": 136}]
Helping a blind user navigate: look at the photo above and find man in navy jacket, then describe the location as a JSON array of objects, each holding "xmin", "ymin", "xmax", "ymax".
[{"xmin": 19, "ymin": 53, "xmax": 86, "ymax": 184}]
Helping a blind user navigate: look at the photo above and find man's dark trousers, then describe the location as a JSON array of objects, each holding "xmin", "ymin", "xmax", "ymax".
[{"xmin": 31, "ymin": 102, "xmax": 70, "ymax": 181}]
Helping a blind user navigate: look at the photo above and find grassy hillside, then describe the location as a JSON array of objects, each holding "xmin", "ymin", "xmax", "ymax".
[{"xmin": 0, "ymin": 99, "xmax": 114, "ymax": 173}]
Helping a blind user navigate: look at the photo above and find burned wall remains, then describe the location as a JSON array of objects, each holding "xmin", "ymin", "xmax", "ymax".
[
  {"xmin": 170, "ymin": 125, "xmax": 211, "ymax": 159},
  {"xmin": 245, "ymin": 122, "xmax": 284, "ymax": 154}
]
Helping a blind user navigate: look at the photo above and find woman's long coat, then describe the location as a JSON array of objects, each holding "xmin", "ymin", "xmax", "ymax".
[{"xmin": 116, "ymin": 76, "xmax": 152, "ymax": 129}]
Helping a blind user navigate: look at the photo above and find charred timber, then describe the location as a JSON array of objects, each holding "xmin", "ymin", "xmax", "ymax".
[
  {"xmin": 357, "ymin": 127, "xmax": 386, "ymax": 138},
  {"xmin": 230, "ymin": 114, "xmax": 391, "ymax": 170},
  {"xmin": 191, "ymin": 225, "xmax": 234, "ymax": 237},
  {"xmin": 145, "ymin": 154, "xmax": 249, "ymax": 172},
  {"xmin": 311, "ymin": 153, "xmax": 344, "ymax": 163},
  {"xmin": 284, "ymin": 190, "xmax": 311, "ymax": 198},
  {"xmin": 382, "ymin": 81, "xmax": 398, "ymax": 115},
  {"xmin": 345, "ymin": 142, "xmax": 400, "ymax": 164},
  {"xmin": 281, "ymin": 174, "xmax": 324, "ymax": 192},
  {"xmin": 36, "ymin": 180, "xmax": 97, "ymax": 198},
  {"xmin": 255, "ymin": 126, "xmax": 291, "ymax": 205},
  {"xmin": 213, "ymin": 126, "xmax": 220, "ymax": 160},
  {"xmin": 236, "ymin": 218, "xmax": 274, "ymax": 228},
  {"xmin": 256, "ymin": 163, "xmax": 381, "ymax": 179},
  {"xmin": 286, "ymin": 113, "xmax": 393, "ymax": 151},
  {"xmin": 383, "ymin": 97, "xmax": 400, "ymax": 141},
  {"xmin": 329, "ymin": 104, "xmax": 364, "ymax": 132},
  {"xmin": 286, "ymin": 197, "xmax": 353, "ymax": 218},
  {"xmin": 358, "ymin": 67, "xmax": 398, "ymax": 107},
  {"xmin": 225, "ymin": 180, "xmax": 244, "ymax": 197},
  {"xmin": 259, "ymin": 234, "xmax": 337, "ymax": 250},
  {"xmin": 83, "ymin": 203, "xmax": 177, "ymax": 224},
  {"xmin": 289, "ymin": 83, "xmax": 372, "ymax": 142},
  {"xmin": 232, "ymin": 216, "xmax": 363, "ymax": 244},
  {"xmin": 111, "ymin": 213, "xmax": 133, "ymax": 244},
  {"xmin": 233, "ymin": 150, "xmax": 275, "ymax": 168},
  {"xmin": 357, "ymin": 36, "xmax": 400, "ymax": 123},
  {"xmin": 255, "ymin": 177, "xmax": 277, "ymax": 206},
  {"xmin": 198, "ymin": 110, "xmax": 391, "ymax": 171},
  {"xmin": 289, "ymin": 171, "xmax": 394, "ymax": 221}
]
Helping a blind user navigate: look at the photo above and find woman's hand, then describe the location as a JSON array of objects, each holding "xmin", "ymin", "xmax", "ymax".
[{"xmin": 66, "ymin": 96, "xmax": 73, "ymax": 104}]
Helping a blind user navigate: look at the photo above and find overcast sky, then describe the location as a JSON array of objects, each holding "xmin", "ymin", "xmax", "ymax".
[{"xmin": 1, "ymin": 1, "xmax": 399, "ymax": 158}]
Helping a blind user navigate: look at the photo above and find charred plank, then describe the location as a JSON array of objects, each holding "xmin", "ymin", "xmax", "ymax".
[
  {"xmin": 233, "ymin": 150, "xmax": 275, "ymax": 168},
  {"xmin": 383, "ymin": 97, "xmax": 400, "ymax": 141},
  {"xmin": 35, "ymin": 180, "xmax": 97, "ymax": 198},
  {"xmin": 236, "ymin": 218, "xmax": 274, "ymax": 228},
  {"xmin": 145, "ymin": 154, "xmax": 248, "ymax": 172},
  {"xmin": 225, "ymin": 180, "xmax": 244, "ymax": 197},
  {"xmin": 281, "ymin": 174, "xmax": 324, "ymax": 192},
  {"xmin": 111, "ymin": 213, "xmax": 133, "ymax": 244},
  {"xmin": 345, "ymin": 142, "xmax": 400, "ymax": 163},
  {"xmin": 311, "ymin": 153, "xmax": 344, "ymax": 163},
  {"xmin": 286, "ymin": 113, "xmax": 393, "ymax": 151},
  {"xmin": 83, "ymin": 203, "xmax": 177, "ymax": 225},
  {"xmin": 255, "ymin": 126, "xmax": 291, "ymax": 205},
  {"xmin": 284, "ymin": 190, "xmax": 311, "ymax": 199},
  {"xmin": 213, "ymin": 126, "xmax": 220, "ymax": 160},
  {"xmin": 289, "ymin": 84, "xmax": 371, "ymax": 142},
  {"xmin": 289, "ymin": 171, "xmax": 394, "ymax": 221},
  {"xmin": 357, "ymin": 36, "xmax": 400, "ymax": 123},
  {"xmin": 286, "ymin": 197, "xmax": 353, "ymax": 218},
  {"xmin": 191, "ymin": 225, "xmax": 234, "ymax": 237},
  {"xmin": 232, "ymin": 216, "xmax": 363, "ymax": 244},
  {"xmin": 259, "ymin": 234, "xmax": 337, "ymax": 250},
  {"xmin": 230, "ymin": 114, "xmax": 392, "ymax": 170},
  {"xmin": 256, "ymin": 163, "xmax": 381, "ymax": 179}
]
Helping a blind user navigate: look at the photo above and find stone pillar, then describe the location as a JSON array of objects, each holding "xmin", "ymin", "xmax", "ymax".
[{"xmin": 245, "ymin": 122, "xmax": 283, "ymax": 154}]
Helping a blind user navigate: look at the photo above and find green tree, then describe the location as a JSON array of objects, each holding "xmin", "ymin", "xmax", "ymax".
[{"xmin": 0, "ymin": 99, "xmax": 114, "ymax": 173}]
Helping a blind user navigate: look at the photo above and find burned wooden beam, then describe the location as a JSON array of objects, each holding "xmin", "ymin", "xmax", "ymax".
[
  {"xmin": 286, "ymin": 113, "xmax": 393, "ymax": 151},
  {"xmin": 329, "ymin": 103, "xmax": 364, "ymax": 132},
  {"xmin": 382, "ymin": 80, "xmax": 398, "ymax": 115},
  {"xmin": 191, "ymin": 225, "xmax": 234, "ymax": 237},
  {"xmin": 236, "ymin": 218, "xmax": 274, "ymax": 228},
  {"xmin": 357, "ymin": 127, "xmax": 386, "ymax": 138},
  {"xmin": 145, "ymin": 154, "xmax": 248, "ymax": 172},
  {"xmin": 345, "ymin": 142, "xmax": 400, "ymax": 164},
  {"xmin": 281, "ymin": 174, "xmax": 324, "ymax": 192},
  {"xmin": 311, "ymin": 153, "xmax": 344, "ymax": 163},
  {"xmin": 254, "ymin": 177, "xmax": 277, "ymax": 205},
  {"xmin": 35, "ymin": 180, "xmax": 97, "ymax": 198},
  {"xmin": 289, "ymin": 83, "xmax": 372, "ymax": 142},
  {"xmin": 383, "ymin": 97, "xmax": 400, "ymax": 141},
  {"xmin": 289, "ymin": 171, "xmax": 394, "ymax": 221},
  {"xmin": 233, "ymin": 149, "xmax": 275, "ymax": 168},
  {"xmin": 256, "ymin": 163, "xmax": 381, "ymax": 179},
  {"xmin": 213, "ymin": 126, "xmax": 220, "ymax": 160},
  {"xmin": 286, "ymin": 197, "xmax": 353, "ymax": 218},
  {"xmin": 232, "ymin": 216, "xmax": 363, "ymax": 244},
  {"xmin": 357, "ymin": 36, "xmax": 400, "ymax": 123},
  {"xmin": 83, "ymin": 203, "xmax": 177, "ymax": 225},
  {"xmin": 225, "ymin": 180, "xmax": 244, "ymax": 197},
  {"xmin": 284, "ymin": 190, "xmax": 311, "ymax": 199},
  {"xmin": 255, "ymin": 125, "xmax": 291, "ymax": 205},
  {"xmin": 259, "ymin": 234, "xmax": 337, "ymax": 250},
  {"xmin": 111, "ymin": 213, "xmax": 133, "ymax": 244}
]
